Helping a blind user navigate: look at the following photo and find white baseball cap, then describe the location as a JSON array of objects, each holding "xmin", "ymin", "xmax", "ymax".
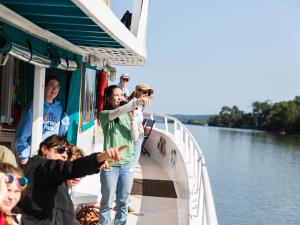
[{"xmin": 120, "ymin": 73, "xmax": 130, "ymax": 80}]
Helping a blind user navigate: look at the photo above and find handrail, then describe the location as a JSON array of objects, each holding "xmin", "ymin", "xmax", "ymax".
[{"xmin": 144, "ymin": 112, "xmax": 218, "ymax": 225}]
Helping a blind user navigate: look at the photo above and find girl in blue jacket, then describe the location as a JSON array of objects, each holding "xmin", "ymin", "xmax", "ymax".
[{"xmin": 15, "ymin": 75, "xmax": 69, "ymax": 164}]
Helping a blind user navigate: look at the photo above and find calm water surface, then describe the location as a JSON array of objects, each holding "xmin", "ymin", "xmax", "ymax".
[{"xmin": 186, "ymin": 125, "xmax": 300, "ymax": 225}]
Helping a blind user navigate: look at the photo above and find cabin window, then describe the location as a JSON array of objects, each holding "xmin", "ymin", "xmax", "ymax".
[{"xmin": 1, "ymin": 59, "xmax": 35, "ymax": 130}]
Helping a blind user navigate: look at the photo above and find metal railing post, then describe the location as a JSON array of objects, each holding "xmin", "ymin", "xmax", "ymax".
[
  {"xmin": 150, "ymin": 114, "xmax": 155, "ymax": 128},
  {"xmin": 180, "ymin": 126, "xmax": 183, "ymax": 146},
  {"xmin": 185, "ymin": 132, "xmax": 189, "ymax": 153},
  {"xmin": 164, "ymin": 117, "xmax": 168, "ymax": 133}
]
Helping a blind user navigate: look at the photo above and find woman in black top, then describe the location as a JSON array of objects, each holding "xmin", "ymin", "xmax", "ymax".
[{"xmin": 16, "ymin": 134, "xmax": 126, "ymax": 225}]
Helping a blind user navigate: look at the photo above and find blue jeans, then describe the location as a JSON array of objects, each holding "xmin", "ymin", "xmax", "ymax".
[
  {"xmin": 99, "ymin": 164, "xmax": 134, "ymax": 225},
  {"xmin": 133, "ymin": 134, "xmax": 144, "ymax": 166}
]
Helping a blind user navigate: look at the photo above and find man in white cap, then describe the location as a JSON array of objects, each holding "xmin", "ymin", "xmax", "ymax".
[{"xmin": 118, "ymin": 73, "xmax": 130, "ymax": 100}]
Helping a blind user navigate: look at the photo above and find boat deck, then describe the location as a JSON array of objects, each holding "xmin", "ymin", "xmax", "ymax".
[
  {"xmin": 72, "ymin": 154, "xmax": 179, "ymax": 225},
  {"xmin": 112, "ymin": 155, "xmax": 179, "ymax": 225}
]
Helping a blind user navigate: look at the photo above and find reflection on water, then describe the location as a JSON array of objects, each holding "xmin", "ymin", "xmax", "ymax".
[{"xmin": 186, "ymin": 125, "xmax": 300, "ymax": 225}]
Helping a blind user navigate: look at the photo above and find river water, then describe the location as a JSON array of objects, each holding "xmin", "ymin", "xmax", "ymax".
[{"xmin": 186, "ymin": 125, "xmax": 300, "ymax": 225}]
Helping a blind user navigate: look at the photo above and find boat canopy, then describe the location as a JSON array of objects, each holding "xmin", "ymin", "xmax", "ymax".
[{"xmin": 0, "ymin": 0, "xmax": 148, "ymax": 67}]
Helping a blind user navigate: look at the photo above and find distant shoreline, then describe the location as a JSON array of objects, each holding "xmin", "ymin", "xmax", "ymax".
[{"xmin": 172, "ymin": 113, "xmax": 300, "ymax": 137}]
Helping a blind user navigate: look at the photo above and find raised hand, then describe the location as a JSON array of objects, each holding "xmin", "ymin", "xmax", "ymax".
[
  {"xmin": 97, "ymin": 145, "xmax": 128, "ymax": 163},
  {"xmin": 141, "ymin": 96, "xmax": 151, "ymax": 106}
]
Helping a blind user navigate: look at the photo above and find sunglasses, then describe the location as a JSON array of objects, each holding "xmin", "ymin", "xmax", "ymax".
[
  {"xmin": 5, "ymin": 173, "xmax": 28, "ymax": 189},
  {"xmin": 122, "ymin": 78, "xmax": 129, "ymax": 82},
  {"xmin": 54, "ymin": 146, "xmax": 73, "ymax": 159},
  {"xmin": 137, "ymin": 88, "xmax": 151, "ymax": 96}
]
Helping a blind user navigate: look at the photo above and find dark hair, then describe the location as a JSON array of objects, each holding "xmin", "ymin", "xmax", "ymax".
[
  {"xmin": 103, "ymin": 85, "xmax": 122, "ymax": 110},
  {"xmin": 38, "ymin": 135, "xmax": 69, "ymax": 156},
  {"xmin": 128, "ymin": 90, "xmax": 137, "ymax": 101},
  {"xmin": 103, "ymin": 85, "xmax": 128, "ymax": 123},
  {"xmin": 45, "ymin": 74, "xmax": 59, "ymax": 85}
]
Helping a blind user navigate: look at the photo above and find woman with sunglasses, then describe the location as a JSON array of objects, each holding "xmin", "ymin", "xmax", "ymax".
[
  {"xmin": 0, "ymin": 163, "xmax": 27, "ymax": 225},
  {"xmin": 15, "ymin": 134, "xmax": 127, "ymax": 225},
  {"xmin": 126, "ymin": 83, "xmax": 154, "ymax": 213},
  {"xmin": 99, "ymin": 85, "xmax": 150, "ymax": 225},
  {"xmin": 128, "ymin": 83, "xmax": 154, "ymax": 165}
]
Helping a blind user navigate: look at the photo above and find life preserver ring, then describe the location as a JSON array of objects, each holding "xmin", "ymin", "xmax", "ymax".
[{"xmin": 97, "ymin": 69, "xmax": 108, "ymax": 117}]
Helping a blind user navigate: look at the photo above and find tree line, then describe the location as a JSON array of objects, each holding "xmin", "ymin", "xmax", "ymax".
[
  {"xmin": 208, "ymin": 96, "xmax": 300, "ymax": 135},
  {"xmin": 186, "ymin": 118, "xmax": 206, "ymax": 126}
]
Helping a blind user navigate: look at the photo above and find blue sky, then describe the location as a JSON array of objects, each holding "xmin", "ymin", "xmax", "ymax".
[{"xmin": 112, "ymin": 0, "xmax": 300, "ymax": 115}]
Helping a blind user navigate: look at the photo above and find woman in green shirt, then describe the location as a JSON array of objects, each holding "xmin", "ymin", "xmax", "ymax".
[{"xmin": 99, "ymin": 85, "xmax": 150, "ymax": 225}]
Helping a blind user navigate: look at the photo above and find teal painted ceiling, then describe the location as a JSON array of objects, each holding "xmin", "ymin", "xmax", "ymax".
[{"xmin": 0, "ymin": 0, "xmax": 123, "ymax": 49}]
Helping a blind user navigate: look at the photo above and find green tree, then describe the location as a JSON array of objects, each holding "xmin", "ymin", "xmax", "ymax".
[
  {"xmin": 208, "ymin": 115, "xmax": 220, "ymax": 126},
  {"xmin": 198, "ymin": 118, "xmax": 206, "ymax": 126},
  {"xmin": 219, "ymin": 106, "xmax": 232, "ymax": 126},
  {"xmin": 231, "ymin": 106, "xmax": 244, "ymax": 128},
  {"xmin": 187, "ymin": 118, "xmax": 196, "ymax": 124},
  {"xmin": 252, "ymin": 100, "xmax": 273, "ymax": 129},
  {"xmin": 264, "ymin": 101, "xmax": 297, "ymax": 133}
]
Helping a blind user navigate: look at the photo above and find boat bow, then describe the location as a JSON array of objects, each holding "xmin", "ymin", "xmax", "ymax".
[{"xmin": 143, "ymin": 112, "xmax": 218, "ymax": 225}]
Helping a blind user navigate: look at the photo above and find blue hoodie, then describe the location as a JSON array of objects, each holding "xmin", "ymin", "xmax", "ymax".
[{"xmin": 15, "ymin": 100, "xmax": 70, "ymax": 161}]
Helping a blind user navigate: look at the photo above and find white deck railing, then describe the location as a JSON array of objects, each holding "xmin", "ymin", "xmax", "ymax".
[{"xmin": 144, "ymin": 112, "xmax": 218, "ymax": 225}]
